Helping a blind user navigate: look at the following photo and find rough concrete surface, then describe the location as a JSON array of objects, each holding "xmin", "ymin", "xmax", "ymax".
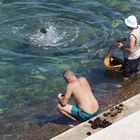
[
  {"xmin": 84, "ymin": 110, "xmax": 140, "ymax": 140},
  {"xmin": 51, "ymin": 93, "xmax": 140, "ymax": 140}
]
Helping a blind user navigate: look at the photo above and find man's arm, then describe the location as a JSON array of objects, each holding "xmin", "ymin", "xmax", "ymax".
[
  {"xmin": 116, "ymin": 37, "xmax": 127, "ymax": 42},
  {"xmin": 117, "ymin": 35, "xmax": 136, "ymax": 53},
  {"xmin": 57, "ymin": 85, "xmax": 72, "ymax": 106}
]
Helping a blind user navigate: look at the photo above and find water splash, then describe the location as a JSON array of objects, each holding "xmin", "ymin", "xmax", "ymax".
[
  {"xmin": 2, "ymin": 17, "xmax": 80, "ymax": 49},
  {"xmin": 28, "ymin": 24, "xmax": 79, "ymax": 48}
]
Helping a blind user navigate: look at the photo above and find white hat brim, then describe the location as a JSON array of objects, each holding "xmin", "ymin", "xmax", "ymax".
[{"xmin": 125, "ymin": 18, "xmax": 137, "ymax": 28}]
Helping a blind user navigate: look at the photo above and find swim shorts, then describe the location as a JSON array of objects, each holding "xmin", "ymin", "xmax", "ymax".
[{"xmin": 71, "ymin": 105, "xmax": 99, "ymax": 122}]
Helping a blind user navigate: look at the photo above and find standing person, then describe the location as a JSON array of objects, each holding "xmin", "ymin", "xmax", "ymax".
[
  {"xmin": 57, "ymin": 70, "xmax": 99, "ymax": 123},
  {"xmin": 116, "ymin": 15, "xmax": 140, "ymax": 80}
]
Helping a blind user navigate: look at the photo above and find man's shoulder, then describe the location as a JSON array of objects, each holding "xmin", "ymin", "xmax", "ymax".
[
  {"xmin": 67, "ymin": 83, "xmax": 72, "ymax": 88},
  {"xmin": 79, "ymin": 76, "xmax": 87, "ymax": 81}
]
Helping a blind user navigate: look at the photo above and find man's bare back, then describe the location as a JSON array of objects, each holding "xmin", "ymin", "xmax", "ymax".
[{"xmin": 68, "ymin": 77, "xmax": 98, "ymax": 114}]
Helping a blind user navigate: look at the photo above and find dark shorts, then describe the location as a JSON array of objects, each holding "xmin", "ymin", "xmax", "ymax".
[
  {"xmin": 122, "ymin": 57, "xmax": 140, "ymax": 78},
  {"xmin": 71, "ymin": 105, "xmax": 100, "ymax": 122}
]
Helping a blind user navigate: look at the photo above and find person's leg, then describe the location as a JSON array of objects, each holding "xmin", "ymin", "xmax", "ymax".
[
  {"xmin": 57, "ymin": 103, "xmax": 78, "ymax": 122},
  {"xmin": 132, "ymin": 58, "xmax": 140, "ymax": 75},
  {"xmin": 122, "ymin": 59, "xmax": 131, "ymax": 80}
]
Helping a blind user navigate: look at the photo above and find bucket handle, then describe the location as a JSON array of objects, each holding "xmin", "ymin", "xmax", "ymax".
[{"xmin": 106, "ymin": 46, "xmax": 113, "ymax": 56}]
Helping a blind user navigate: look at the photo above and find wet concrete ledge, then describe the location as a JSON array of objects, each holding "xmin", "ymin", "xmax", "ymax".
[{"xmin": 51, "ymin": 93, "xmax": 140, "ymax": 140}]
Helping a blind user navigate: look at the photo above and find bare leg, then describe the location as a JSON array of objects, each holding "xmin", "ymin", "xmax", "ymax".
[
  {"xmin": 59, "ymin": 110, "xmax": 77, "ymax": 121},
  {"xmin": 57, "ymin": 103, "xmax": 80, "ymax": 124}
]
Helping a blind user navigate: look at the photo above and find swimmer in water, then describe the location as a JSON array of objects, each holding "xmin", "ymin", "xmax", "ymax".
[{"xmin": 40, "ymin": 27, "xmax": 47, "ymax": 34}]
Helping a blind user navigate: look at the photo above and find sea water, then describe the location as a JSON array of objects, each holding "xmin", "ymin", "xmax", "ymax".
[{"xmin": 0, "ymin": 0, "xmax": 140, "ymax": 139}]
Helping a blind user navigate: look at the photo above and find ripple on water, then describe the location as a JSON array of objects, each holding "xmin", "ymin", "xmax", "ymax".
[
  {"xmin": 0, "ymin": 1, "xmax": 114, "ymax": 51},
  {"xmin": 0, "ymin": 0, "xmax": 137, "ymax": 139},
  {"xmin": 1, "ymin": 17, "xmax": 80, "ymax": 49},
  {"xmin": 27, "ymin": 22, "xmax": 79, "ymax": 48}
]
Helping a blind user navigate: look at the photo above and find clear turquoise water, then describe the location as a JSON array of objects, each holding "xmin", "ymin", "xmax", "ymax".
[{"xmin": 0, "ymin": 0, "xmax": 140, "ymax": 139}]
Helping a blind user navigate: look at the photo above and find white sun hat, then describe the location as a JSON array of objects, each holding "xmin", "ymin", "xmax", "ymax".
[{"xmin": 125, "ymin": 15, "xmax": 138, "ymax": 28}]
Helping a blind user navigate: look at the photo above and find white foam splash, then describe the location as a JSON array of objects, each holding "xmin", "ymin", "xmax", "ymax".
[
  {"xmin": 29, "ymin": 26, "xmax": 62, "ymax": 47},
  {"xmin": 11, "ymin": 26, "xmax": 19, "ymax": 34},
  {"xmin": 11, "ymin": 26, "xmax": 25, "ymax": 40},
  {"xmin": 0, "ymin": 1, "xmax": 3, "ymax": 5},
  {"xmin": 28, "ymin": 25, "xmax": 79, "ymax": 48}
]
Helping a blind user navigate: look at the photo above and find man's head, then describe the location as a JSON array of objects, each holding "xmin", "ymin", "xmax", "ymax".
[
  {"xmin": 40, "ymin": 27, "xmax": 47, "ymax": 34},
  {"xmin": 63, "ymin": 70, "xmax": 75, "ymax": 83},
  {"xmin": 125, "ymin": 15, "xmax": 138, "ymax": 29}
]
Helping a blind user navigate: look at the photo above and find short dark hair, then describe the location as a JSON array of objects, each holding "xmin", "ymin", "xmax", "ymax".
[{"xmin": 63, "ymin": 70, "xmax": 74, "ymax": 79}]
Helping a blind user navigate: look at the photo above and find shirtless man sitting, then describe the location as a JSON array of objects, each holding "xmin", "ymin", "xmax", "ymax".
[{"xmin": 57, "ymin": 70, "xmax": 99, "ymax": 122}]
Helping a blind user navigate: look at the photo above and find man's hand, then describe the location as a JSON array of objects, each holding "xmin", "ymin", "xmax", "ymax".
[
  {"xmin": 116, "ymin": 42, "xmax": 123, "ymax": 49},
  {"xmin": 57, "ymin": 93, "xmax": 66, "ymax": 106}
]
